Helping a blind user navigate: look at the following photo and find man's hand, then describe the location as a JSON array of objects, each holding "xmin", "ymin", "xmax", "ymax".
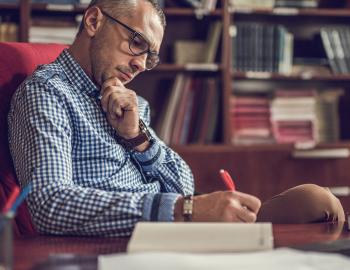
[
  {"xmin": 100, "ymin": 77, "xmax": 140, "ymax": 139},
  {"xmin": 174, "ymin": 191, "xmax": 261, "ymax": 223}
]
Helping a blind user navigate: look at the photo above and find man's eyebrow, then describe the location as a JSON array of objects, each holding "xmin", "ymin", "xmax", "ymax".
[
  {"xmin": 134, "ymin": 28, "xmax": 158, "ymax": 52},
  {"xmin": 138, "ymin": 31, "xmax": 155, "ymax": 50}
]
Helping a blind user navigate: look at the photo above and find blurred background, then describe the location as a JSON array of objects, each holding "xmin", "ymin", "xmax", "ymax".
[{"xmin": 0, "ymin": 0, "xmax": 350, "ymax": 211}]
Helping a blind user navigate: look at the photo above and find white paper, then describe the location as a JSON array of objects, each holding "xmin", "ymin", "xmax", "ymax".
[
  {"xmin": 127, "ymin": 222, "xmax": 273, "ymax": 253},
  {"xmin": 99, "ymin": 248, "xmax": 350, "ymax": 270}
]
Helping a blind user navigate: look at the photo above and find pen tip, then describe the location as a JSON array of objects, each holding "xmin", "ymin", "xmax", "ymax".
[{"xmin": 219, "ymin": 169, "xmax": 224, "ymax": 173}]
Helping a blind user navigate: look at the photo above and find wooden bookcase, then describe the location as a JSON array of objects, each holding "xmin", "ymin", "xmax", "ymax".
[{"xmin": 2, "ymin": 0, "xmax": 350, "ymax": 212}]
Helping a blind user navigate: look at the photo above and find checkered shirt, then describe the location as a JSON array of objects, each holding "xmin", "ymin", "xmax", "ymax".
[{"xmin": 8, "ymin": 50, "xmax": 194, "ymax": 236}]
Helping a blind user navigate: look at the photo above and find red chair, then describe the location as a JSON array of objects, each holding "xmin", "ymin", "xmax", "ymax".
[{"xmin": 0, "ymin": 42, "xmax": 67, "ymax": 235}]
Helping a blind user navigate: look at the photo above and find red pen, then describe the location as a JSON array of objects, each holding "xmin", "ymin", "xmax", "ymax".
[
  {"xmin": 219, "ymin": 169, "xmax": 236, "ymax": 191},
  {"xmin": 2, "ymin": 186, "xmax": 20, "ymax": 213}
]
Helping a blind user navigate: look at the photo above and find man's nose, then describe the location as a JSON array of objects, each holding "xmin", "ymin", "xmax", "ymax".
[{"xmin": 130, "ymin": 54, "xmax": 147, "ymax": 73}]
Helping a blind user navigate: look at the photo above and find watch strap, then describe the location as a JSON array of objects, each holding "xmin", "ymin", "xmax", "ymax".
[{"xmin": 117, "ymin": 119, "xmax": 152, "ymax": 150}]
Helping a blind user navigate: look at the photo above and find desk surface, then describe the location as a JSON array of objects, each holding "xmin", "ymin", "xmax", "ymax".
[{"xmin": 14, "ymin": 222, "xmax": 350, "ymax": 270}]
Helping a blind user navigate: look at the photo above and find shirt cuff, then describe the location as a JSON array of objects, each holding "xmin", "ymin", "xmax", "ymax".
[
  {"xmin": 132, "ymin": 139, "xmax": 164, "ymax": 172},
  {"xmin": 142, "ymin": 193, "xmax": 181, "ymax": 222}
]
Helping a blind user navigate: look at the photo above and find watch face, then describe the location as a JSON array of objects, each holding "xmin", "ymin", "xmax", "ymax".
[{"xmin": 139, "ymin": 119, "xmax": 152, "ymax": 140}]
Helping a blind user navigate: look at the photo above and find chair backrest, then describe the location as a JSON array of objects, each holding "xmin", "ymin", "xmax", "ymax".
[{"xmin": 0, "ymin": 42, "xmax": 67, "ymax": 235}]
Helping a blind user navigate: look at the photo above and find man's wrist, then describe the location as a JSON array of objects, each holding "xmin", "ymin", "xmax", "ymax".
[
  {"xmin": 117, "ymin": 119, "xmax": 152, "ymax": 151},
  {"xmin": 120, "ymin": 130, "xmax": 141, "ymax": 139}
]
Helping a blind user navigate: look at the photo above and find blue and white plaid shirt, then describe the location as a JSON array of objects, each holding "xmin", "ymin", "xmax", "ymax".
[{"xmin": 8, "ymin": 50, "xmax": 194, "ymax": 236}]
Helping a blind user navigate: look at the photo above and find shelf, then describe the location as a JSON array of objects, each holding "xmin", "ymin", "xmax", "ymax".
[
  {"xmin": 231, "ymin": 7, "xmax": 350, "ymax": 17},
  {"xmin": 14, "ymin": 4, "xmax": 350, "ymax": 18},
  {"xmin": 232, "ymin": 71, "xmax": 350, "ymax": 82},
  {"xmin": 154, "ymin": 63, "xmax": 222, "ymax": 72},
  {"xmin": 28, "ymin": 5, "xmax": 222, "ymax": 17},
  {"xmin": 0, "ymin": 3, "xmax": 19, "ymax": 10},
  {"xmin": 164, "ymin": 8, "xmax": 222, "ymax": 17},
  {"xmin": 31, "ymin": 3, "xmax": 87, "ymax": 13},
  {"xmin": 173, "ymin": 142, "xmax": 350, "ymax": 153}
]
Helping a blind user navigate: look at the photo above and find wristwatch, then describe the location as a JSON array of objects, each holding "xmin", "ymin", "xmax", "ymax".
[
  {"xmin": 117, "ymin": 119, "xmax": 153, "ymax": 150},
  {"xmin": 183, "ymin": 195, "xmax": 193, "ymax": 222}
]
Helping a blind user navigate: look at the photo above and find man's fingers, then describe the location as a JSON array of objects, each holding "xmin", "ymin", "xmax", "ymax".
[
  {"xmin": 100, "ymin": 77, "xmax": 124, "ymax": 112},
  {"xmin": 101, "ymin": 77, "xmax": 123, "ymax": 95},
  {"xmin": 101, "ymin": 87, "xmax": 125, "ymax": 113},
  {"xmin": 234, "ymin": 191, "xmax": 261, "ymax": 214},
  {"xmin": 228, "ymin": 198, "xmax": 257, "ymax": 223},
  {"xmin": 101, "ymin": 86, "xmax": 137, "ymax": 113},
  {"xmin": 235, "ymin": 206, "xmax": 257, "ymax": 223},
  {"xmin": 101, "ymin": 87, "xmax": 116, "ymax": 112}
]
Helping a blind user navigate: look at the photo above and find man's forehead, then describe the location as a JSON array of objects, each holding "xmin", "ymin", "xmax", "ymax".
[
  {"xmin": 142, "ymin": 19, "xmax": 163, "ymax": 52},
  {"xmin": 127, "ymin": 2, "xmax": 164, "ymax": 51}
]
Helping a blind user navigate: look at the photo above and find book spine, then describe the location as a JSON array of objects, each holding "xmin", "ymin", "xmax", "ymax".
[
  {"xmin": 320, "ymin": 28, "xmax": 340, "ymax": 74},
  {"xmin": 331, "ymin": 28, "xmax": 348, "ymax": 74}
]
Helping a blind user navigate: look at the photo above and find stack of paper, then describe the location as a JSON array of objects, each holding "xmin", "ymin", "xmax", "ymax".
[{"xmin": 127, "ymin": 222, "xmax": 273, "ymax": 253}]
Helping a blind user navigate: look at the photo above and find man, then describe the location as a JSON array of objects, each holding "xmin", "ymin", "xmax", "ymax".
[{"xmin": 8, "ymin": 0, "xmax": 344, "ymax": 236}]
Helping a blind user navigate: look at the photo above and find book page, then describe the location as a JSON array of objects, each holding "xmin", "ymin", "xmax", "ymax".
[{"xmin": 99, "ymin": 248, "xmax": 350, "ymax": 270}]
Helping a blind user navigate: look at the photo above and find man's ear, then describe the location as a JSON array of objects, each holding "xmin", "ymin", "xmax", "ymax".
[{"xmin": 83, "ymin": 6, "xmax": 104, "ymax": 37}]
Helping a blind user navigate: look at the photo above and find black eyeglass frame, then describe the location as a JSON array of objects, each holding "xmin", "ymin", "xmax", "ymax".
[{"xmin": 101, "ymin": 10, "xmax": 160, "ymax": 70}]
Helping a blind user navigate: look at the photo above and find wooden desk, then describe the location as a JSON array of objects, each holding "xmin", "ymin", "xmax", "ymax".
[{"xmin": 14, "ymin": 222, "xmax": 350, "ymax": 270}]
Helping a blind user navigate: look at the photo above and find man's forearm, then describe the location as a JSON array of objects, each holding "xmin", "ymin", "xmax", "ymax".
[
  {"xmin": 132, "ymin": 139, "xmax": 195, "ymax": 195},
  {"xmin": 28, "ymin": 185, "xmax": 146, "ymax": 236}
]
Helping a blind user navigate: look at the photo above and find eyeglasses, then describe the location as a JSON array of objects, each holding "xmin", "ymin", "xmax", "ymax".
[{"xmin": 101, "ymin": 10, "xmax": 160, "ymax": 70}]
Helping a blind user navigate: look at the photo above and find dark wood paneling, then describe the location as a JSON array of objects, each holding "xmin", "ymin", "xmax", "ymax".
[{"xmin": 175, "ymin": 145, "xmax": 350, "ymax": 212}]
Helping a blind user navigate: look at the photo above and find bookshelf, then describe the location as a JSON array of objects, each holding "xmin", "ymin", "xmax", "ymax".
[
  {"xmin": 226, "ymin": 1, "xmax": 350, "ymax": 212},
  {"xmin": 1, "ymin": 0, "xmax": 350, "ymax": 212},
  {"xmin": 0, "ymin": 2, "xmax": 19, "ymax": 9},
  {"xmin": 232, "ymin": 7, "xmax": 350, "ymax": 17},
  {"xmin": 233, "ymin": 71, "xmax": 350, "ymax": 81},
  {"xmin": 0, "ymin": 1, "xmax": 22, "ymax": 42}
]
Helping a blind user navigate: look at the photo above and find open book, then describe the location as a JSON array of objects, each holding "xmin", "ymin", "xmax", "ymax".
[{"xmin": 127, "ymin": 222, "xmax": 273, "ymax": 253}]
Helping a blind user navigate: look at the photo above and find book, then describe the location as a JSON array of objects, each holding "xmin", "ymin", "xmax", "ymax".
[
  {"xmin": 228, "ymin": 0, "xmax": 275, "ymax": 9},
  {"xmin": 29, "ymin": 23, "xmax": 79, "ymax": 44},
  {"xmin": 331, "ymin": 29, "xmax": 348, "ymax": 74},
  {"xmin": 186, "ymin": 78, "xmax": 205, "ymax": 143},
  {"xmin": 232, "ymin": 23, "xmax": 293, "ymax": 73},
  {"xmin": 275, "ymin": 0, "xmax": 320, "ymax": 8},
  {"xmin": 174, "ymin": 41, "xmax": 207, "ymax": 64},
  {"xmin": 197, "ymin": 79, "xmax": 217, "ymax": 144},
  {"xmin": 320, "ymin": 28, "xmax": 341, "ymax": 74},
  {"xmin": 292, "ymin": 148, "xmax": 350, "ymax": 159},
  {"xmin": 173, "ymin": 20, "xmax": 221, "ymax": 65},
  {"xmin": 271, "ymin": 89, "xmax": 318, "ymax": 144},
  {"xmin": 0, "ymin": 22, "xmax": 18, "ymax": 42},
  {"xmin": 316, "ymin": 89, "xmax": 344, "ymax": 142},
  {"xmin": 171, "ymin": 77, "xmax": 194, "ymax": 144},
  {"xmin": 127, "ymin": 222, "xmax": 273, "ymax": 253},
  {"xmin": 231, "ymin": 95, "xmax": 272, "ymax": 145},
  {"xmin": 203, "ymin": 21, "xmax": 222, "ymax": 63},
  {"xmin": 156, "ymin": 74, "xmax": 187, "ymax": 144}
]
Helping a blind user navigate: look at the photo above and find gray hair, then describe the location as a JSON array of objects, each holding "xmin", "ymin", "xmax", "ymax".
[{"xmin": 77, "ymin": 0, "xmax": 166, "ymax": 34}]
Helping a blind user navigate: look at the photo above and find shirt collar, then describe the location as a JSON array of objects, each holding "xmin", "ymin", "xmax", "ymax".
[{"xmin": 57, "ymin": 49, "xmax": 101, "ymax": 99}]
